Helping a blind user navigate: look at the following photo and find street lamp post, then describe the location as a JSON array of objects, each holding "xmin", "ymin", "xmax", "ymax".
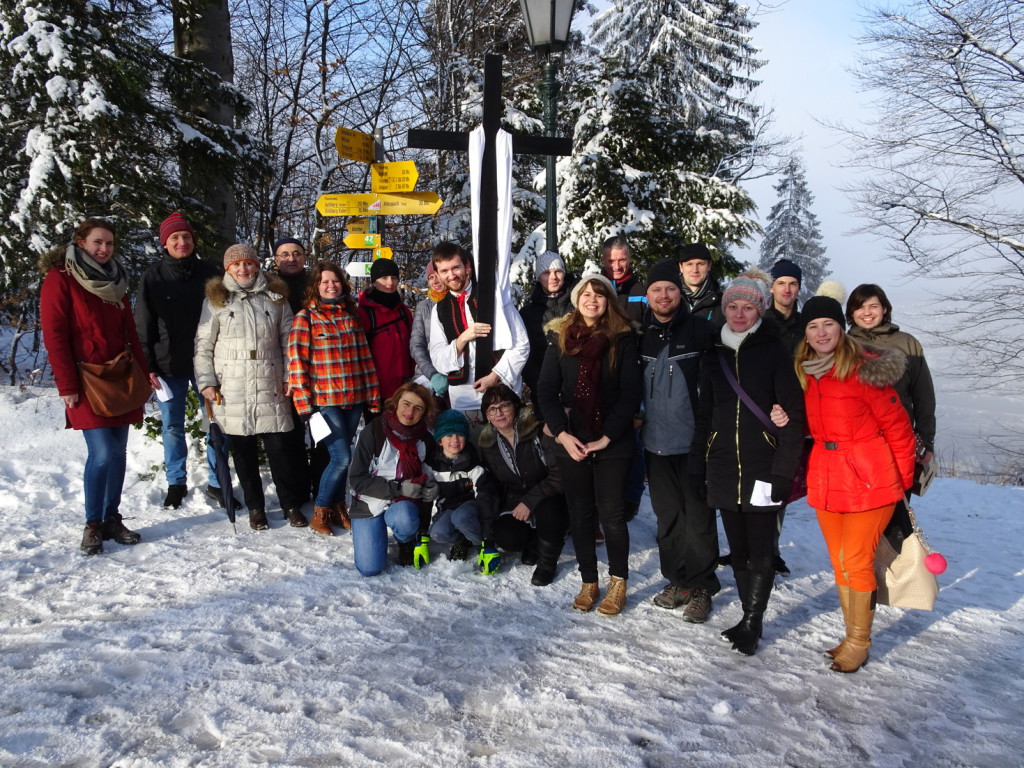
[{"xmin": 519, "ymin": 0, "xmax": 575, "ymax": 253}]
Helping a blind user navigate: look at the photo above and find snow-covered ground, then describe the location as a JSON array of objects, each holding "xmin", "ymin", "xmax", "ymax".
[{"xmin": 1, "ymin": 386, "xmax": 1022, "ymax": 767}]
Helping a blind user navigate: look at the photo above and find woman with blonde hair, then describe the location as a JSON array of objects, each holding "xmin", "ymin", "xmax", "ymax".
[
  {"xmin": 795, "ymin": 295, "xmax": 916, "ymax": 673},
  {"xmin": 536, "ymin": 274, "xmax": 642, "ymax": 616}
]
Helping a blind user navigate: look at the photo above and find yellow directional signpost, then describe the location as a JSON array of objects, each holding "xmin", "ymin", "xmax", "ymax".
[
  {"xmin": 334, "ymin": 127, "xmax": 375, "ymax": 164},
  {"xmin": 316, "ymin": 192, "xmax": 443, "ymax": 217},
  {"xmin": 373, "ymin": 248, "xmax": 394, "ymax": 260},
  {"xmin": 343, "ymin": 233, "xmax": 381, "ymax": 249},
  {"xmin": 371, "ymin": 161, "xmax": 419, "ymax": 193},
  {"xmin": 346, "ymin": 217, "xmax": 370, "ymax": 234}
]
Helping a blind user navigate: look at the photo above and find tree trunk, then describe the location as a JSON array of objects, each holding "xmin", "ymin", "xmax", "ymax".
[{"xmin": 172, "ymin": 0, "xmax": 237, "ymax": 250}]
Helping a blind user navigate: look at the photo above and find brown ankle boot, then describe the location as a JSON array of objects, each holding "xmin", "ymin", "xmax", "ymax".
[
  {"xmin": 332, "ymin": 500, "xmax": 352, "ymax": 530},
  {"xmin": 825, "ymin": 584, "xmax": 851, "ymax": 659},
  {"xmin": 598, "ymin": 577, "xmax": 628, "ymax": 616},
  {"xmin": 310, "ymin": 505, "xmax": 334, "ymax": 536},
  {"xmin": 830, "ymin": 589, "xmax": 874, "ymax": 673},
  {"xmin": 572, "ymin": 582, "xmax": 600, "ymax": 612}
]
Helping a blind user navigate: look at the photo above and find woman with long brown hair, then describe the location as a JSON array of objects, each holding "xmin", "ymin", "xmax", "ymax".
[
  {"xmin": 536, "ymin": 274, "xmax": 642, "ymax": 615},
  {"xmin": 287, "ymin": 262, "xmax": 379, "ymax": 535},
  {"xmin": 40, "ymin": 218, "xmax": 150, "ymax": 554}
]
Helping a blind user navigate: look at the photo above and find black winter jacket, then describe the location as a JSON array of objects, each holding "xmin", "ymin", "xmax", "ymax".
[
  {"xmin": 690, "ymin": 321, "xmax": 806, "ymax": 511},
  {"xmin": 135, "ymin": 254, "xmax": 223, "ymax": 379},
  {"xmin": 536, "ymin": 323, "xmax": 643, "ymax": 448},
  {"xmin": 477, "ymin": 408, "xmax": 563, "ymax": 515},
  {"xmin": 519, "ymin": 275, "xmax": 577, "ymax": 406},
  {"xmin": 764, "ymin": 305, "xmax": 803, "ymax": 357},
  {"xmin": 684, "ymin": 276, "xmax": 725, "ymax": 328}
]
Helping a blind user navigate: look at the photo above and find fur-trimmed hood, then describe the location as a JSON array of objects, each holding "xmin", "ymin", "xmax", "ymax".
[
  {"xmin": 38, "ymin": 246, "xmax": 67, "ymax": 274},
  {"xmin": 477, "ymin": 406, "xmax": 541, "ymax": 449},
  {"xmin": 205, "ymin": 272, "xmax": 288, "ymax": 308},
  {"xmin": 857, "ymin": 343, "xmax": 907, "ymax": 388}
]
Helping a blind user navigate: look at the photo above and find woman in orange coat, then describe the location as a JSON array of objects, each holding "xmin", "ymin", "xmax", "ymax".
[{"xmin": 795, "ymin": 295, "xmax": 915, "ymax": 673}]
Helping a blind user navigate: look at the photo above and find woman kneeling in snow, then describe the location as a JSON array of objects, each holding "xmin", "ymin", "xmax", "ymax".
[{"xmin": 348, "ymin": 382, "xmax": 438, "ymax": 576}]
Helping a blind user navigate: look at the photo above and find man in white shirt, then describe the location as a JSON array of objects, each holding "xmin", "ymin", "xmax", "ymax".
[{"xmin": 427, "ymin": 241, "xmax": 529, "ymax": 428}]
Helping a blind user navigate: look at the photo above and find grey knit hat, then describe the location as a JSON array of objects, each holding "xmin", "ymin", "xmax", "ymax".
[
  {"xmin": 223, "ymin": 244, "xmax": 259, "ymax": 269},
  {"xmin": 721, "ymin": 268, "xmax": 772, "ymax": 315},
  {"xmin": 536, "ymin": 251, "xmax": 566, "ymax": 276}
]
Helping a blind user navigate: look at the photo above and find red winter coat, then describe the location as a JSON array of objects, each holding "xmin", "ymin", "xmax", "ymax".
[
  {"xmin": 357, "ymin": 289, "xmax": 414, "ymax": 401},
  {"xmin": 803, "ymin": 347, "xmax": 916, "ymax": 513},
  {"xmin": 40, "ymin": 263, "xmax": 151, "ymax": 430}
]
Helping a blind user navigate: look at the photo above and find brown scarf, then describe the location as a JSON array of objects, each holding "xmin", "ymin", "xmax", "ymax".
[
  {"xmin": 801, "ymin": 352, "xmax": 836, "ymax": 380},
  {"xmin": 566, "ymin": 325, "xmax": 610, "ymax": 435}
]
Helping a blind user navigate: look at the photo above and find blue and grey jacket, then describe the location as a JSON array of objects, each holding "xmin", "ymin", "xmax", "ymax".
[{"xmin": 639, "ymin": 308, "xmax": 716, "ymax": 455}]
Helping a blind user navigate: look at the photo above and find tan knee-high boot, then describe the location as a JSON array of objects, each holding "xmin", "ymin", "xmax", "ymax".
[
  {"xmin": 830, "ymin": 589, "xmax": 875, "ymax": 673},
  {"xmin": 825, "ymin": 584, "xmax": 851, "ymax": 659}
]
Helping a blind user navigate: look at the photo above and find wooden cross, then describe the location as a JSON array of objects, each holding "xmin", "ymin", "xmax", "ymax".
[{"xmin": 407, "ymin": 53, "xmax": 572, "ymax": 377}]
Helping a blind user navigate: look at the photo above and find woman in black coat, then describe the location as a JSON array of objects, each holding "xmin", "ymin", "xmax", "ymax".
[
  {"xmin": 536, "ymin": 274, "xmax": 643, "ymax": 616},
  {"xmin": 478, "ymin": 384, "xmax": 568, "ymax": 586},
  {"xmin": 690, "ymin": 270, "xmax": 805, "ymax": 655}
]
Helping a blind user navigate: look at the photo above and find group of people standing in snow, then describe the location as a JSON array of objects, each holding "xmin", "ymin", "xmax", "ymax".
[{"xmin": 41, "ymin": 217, "xmax": 935, "ymax": 673}]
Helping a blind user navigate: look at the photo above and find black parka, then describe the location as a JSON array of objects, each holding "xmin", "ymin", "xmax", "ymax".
[{"xmin": 689, "ymin": 321, "xmax": 806, "ymax": 511}]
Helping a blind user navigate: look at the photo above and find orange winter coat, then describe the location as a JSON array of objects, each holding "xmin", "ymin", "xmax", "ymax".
[{"xmin": 803, "ymin": 347, "xmax": 916, "ymax": 513}]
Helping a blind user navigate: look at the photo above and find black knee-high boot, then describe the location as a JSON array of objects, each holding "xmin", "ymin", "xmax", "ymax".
[{"xmin": 731, "ymin": 570, "xmax": 773, "ymax": 656}]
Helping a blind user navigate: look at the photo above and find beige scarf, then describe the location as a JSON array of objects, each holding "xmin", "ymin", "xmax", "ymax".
[
  {"xmin": 801, "ymin": 352, "xmax": 836, "ymax": 379},
  {"xmin": 64, "ymin": 245, "xmax": 128, "ymax": 304}
]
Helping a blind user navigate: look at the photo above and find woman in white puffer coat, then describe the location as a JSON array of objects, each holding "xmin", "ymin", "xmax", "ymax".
[{"xmin": 195, "ymin": 244, "xmax": 305, "ymax": 530}]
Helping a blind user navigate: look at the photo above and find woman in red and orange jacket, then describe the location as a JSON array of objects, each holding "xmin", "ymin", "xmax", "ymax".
[{"xmin": 794, "ymin": 295, "xmax": 916, "ymax": 673}]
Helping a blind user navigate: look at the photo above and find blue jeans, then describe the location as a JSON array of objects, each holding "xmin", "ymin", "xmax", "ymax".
[
  {"xmin": 82, "ymin": 426, "xmax": 129, "ymax": 523},
  {"xmin": 315, "ymin": 406, "xmax": 362, "ymax": 507},
  {"xmin": 156, "ymin": 376, "xmax": 222, "ymax": 487},
  {"xmin": 428, "ymin": 501, "xmax": 483, "ymax": 545},
  {"xmin": 350, "ymin": 500, "xmax": 420, "ymax": 576}
]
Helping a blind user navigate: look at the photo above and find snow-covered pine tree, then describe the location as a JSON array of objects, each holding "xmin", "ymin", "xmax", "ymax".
[
  {"xmin": 558, "ymin": 0, "xmax": 762, "ymax": 278},
  {"xmin": 757, "ymin": 155, "xmax": 829, "ymax": 303},
  {"xmin": 0, "ymin": 0, "xmax": 259, "ymax": 287}
]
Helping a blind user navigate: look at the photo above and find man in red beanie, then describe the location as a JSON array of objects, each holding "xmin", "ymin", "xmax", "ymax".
[{"xmin": 135, "ymin": 212, "xmax": 231, "ymax": 510}]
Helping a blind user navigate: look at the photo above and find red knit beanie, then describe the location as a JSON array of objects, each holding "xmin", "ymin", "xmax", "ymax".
[{"xmin": 159, "ymin": 212, "xmax": 195, "ymax": 246}]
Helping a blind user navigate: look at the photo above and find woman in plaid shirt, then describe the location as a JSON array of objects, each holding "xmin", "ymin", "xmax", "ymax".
[{"xmin": 288, "ymin": 262, "xmax": 379, "ymax": 536}]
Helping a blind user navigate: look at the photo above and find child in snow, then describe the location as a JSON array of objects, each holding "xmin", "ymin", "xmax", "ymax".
[{"xmin": 424, "ymin": 409, "xmax": 498, "ymax": 570}]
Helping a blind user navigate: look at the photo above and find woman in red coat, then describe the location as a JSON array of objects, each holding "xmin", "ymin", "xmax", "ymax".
[
  {"xmin": 40, "ymin": 219, "xmax": 152, "ymax": 555},
  {"xmin": 795, "ymin": 295, "xmax": 915, "ymax": 673}
]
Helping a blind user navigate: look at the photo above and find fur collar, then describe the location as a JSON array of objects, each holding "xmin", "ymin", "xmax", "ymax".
[
  {"xmin": 478, "ymin": 407, "xmax": 541, "ymax": 449},
  {"xmin": 857, "ymin": 343, "xmax": 907, "ymax": 388},
  {"xmin": 205, "ymin": 273, "xmax": 288, "ymax": 308},
  {"xmin": 38, "ymin": 246, "xmax": 67, "ymax": 274}
]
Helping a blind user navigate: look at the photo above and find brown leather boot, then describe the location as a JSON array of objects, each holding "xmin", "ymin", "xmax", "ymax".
[
  {"xmin": 310, "ymin": 505, "xmax": 334, "ymax": 536},
  {"xmin": 597, "ymin": 577, "xmax": 628, "ymax": 616},
  {"xmin": 331, "ymin": 500, "xmax": 352, "ymax": 530},
  {"xmin": 572, "ymin": 582, "xmax": 600, "ymax": 612},
  {"xmin": 825, "ymin": 584, "xmax": 851, "ymax": 659},
  {"xmin": 830, "ymin": 589, "xmax": 874, "ymax": 673}
]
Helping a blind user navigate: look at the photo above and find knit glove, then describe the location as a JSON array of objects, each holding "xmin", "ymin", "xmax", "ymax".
[
  {"xmin": 430, "ymin": 373, "xmax": 449, "ymax": 396},
  {"xmin": 421, "ymin": 480, "xmax": 440, "ymax": 502},
  {"xmin": 399, "ymin": 480, "xmax": 424, "ymax": 500},
  {"xmin": 770, "ymin": 475, "xmax": 793, "ymax": 504},
  {"xmin": 413, "ymin": 534, "xmax": 431, "ymax": 569},
  {"xmin": 478, "ymin": 541, "xmax": 501, "ymax": 575}
]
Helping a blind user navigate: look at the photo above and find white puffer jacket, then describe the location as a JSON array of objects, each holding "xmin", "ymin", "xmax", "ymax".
[{"xmin": 194, "ymin": 271, "xmax": 295, "ymax": 436}]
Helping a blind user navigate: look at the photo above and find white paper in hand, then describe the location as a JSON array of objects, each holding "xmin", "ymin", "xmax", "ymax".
[
  {"xmin": 448, "ymin": 383, "xmax": 482, "ymax": 411},
  {"xmin": 309, "ymin": 412, "xmax": 331, "ymax": 445},
  {"xmin": 154, "ymin": 376, "xmax": 173, "ymax": 402},
  {"xmin": 750, "ymin": 479, "xmax": 776, "ymax": 507}
]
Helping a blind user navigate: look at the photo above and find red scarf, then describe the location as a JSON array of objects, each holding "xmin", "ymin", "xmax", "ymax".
[
  {"xmin": 382, "ymin": 410, "xmax": 428, "ymax": 484},
  {"xmin": 566, "ymin": 325, "xmax": 610, "ymax": 435}
]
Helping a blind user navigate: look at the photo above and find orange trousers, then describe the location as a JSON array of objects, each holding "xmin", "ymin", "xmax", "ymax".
[{"xmin": 815, "ymin": 504, "xmax": 895, "ymax": 592}]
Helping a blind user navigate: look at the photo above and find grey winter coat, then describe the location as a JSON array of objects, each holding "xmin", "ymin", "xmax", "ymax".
[
  {"xmin": 411, "ymin": 296, "xmax": 440, "ymax": 379},
  {"xmin": 194, "ymin": 272, "xmax": 295, "ymax": 437}
]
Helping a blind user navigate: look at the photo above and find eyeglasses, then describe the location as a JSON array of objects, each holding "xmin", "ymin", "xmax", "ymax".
[{"xmin": 485, "ymin": 402, "xmax": 513, "ymax": 416}]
